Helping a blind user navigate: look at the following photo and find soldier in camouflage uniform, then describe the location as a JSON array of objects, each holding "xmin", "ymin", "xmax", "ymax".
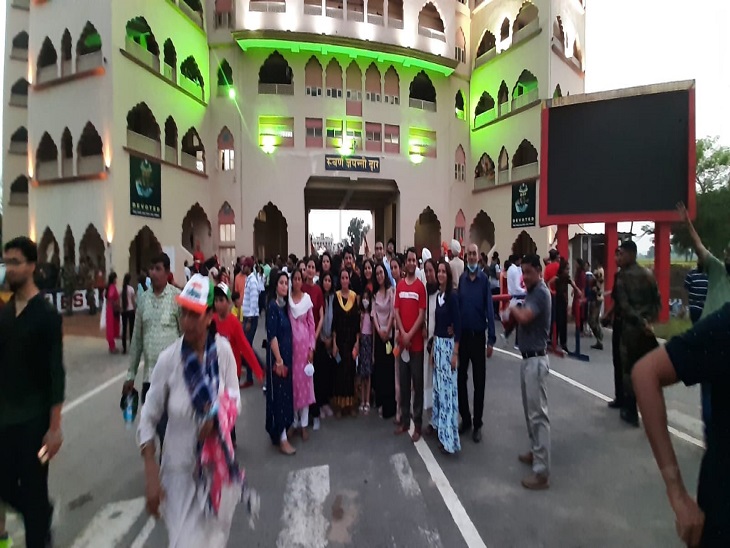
[{"xmin": 612, "ymin": 240, "xmax": 661, "ymax": 427}]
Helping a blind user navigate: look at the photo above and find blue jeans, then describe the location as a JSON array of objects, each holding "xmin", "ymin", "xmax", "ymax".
[{"xmin": 243, "ymin": 316, "xmax": 259, "ymax": 383}]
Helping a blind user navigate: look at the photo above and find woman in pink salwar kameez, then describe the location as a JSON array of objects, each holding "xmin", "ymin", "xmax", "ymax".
[
  {"xmin": 288, "ymin": 270, "xmax": 316, "ymax": 441},
  {"xmin": 105, "ymin": 272, "xmax": 121, "ymax": 354}
]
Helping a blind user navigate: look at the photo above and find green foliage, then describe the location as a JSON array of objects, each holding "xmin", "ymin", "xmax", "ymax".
[
  {"xmin": 180, "ymin": 57, "xmax": 204, "ymax": 89},
  {"xmin": 696, "ymin": 136, "xmax": 730, "ymax": 193},
  {"xmin": 346, "ymin": 218, "xmax": 369, "ymax": 254},
  {"xmin": 672, "ymin": 186, "xmax": 730, "ymax": 255},
  {"xmin": 653, "ymin": 317, "xmax": 692, "ymax": 341}
]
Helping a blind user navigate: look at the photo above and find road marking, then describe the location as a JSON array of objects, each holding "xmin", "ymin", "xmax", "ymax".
[
  {"xmin": 63, "ymin": 371, "xmax": 128, "ymax": 415},
  {"xmin": 492, "ymin": 347, "xmax": 705, "ymax": 449},
  {"xmin": 411, "ymin": 428, "xmax": 488, "ymax": 548},
  {"xmin": 70, "ymin": 497, "xmax": 146, "ymax": 548},
  {"xmin": 130, "ymin": 517, "xmax": 156, "ymax": 548},
  {"xmin": 390, "ymin": 452, "xmax": 422, "ymax": 498},
  {"xmin": 277, "ymin": 465, "xmax": 330, "ymax": 548}
]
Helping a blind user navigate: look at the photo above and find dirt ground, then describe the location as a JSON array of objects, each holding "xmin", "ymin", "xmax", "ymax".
[{"xmin": 62, "ymin": 311, "xmax": 106, "ymax": 339}]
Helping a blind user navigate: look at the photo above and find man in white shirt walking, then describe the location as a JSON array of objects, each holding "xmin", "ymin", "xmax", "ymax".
[
  {"xmin": 504, "ymin": 254, "xmax": 527, "ymax": 348},
  {"xmin": 241, "ymin": 257, "xmax": 263, "ymax": 388}
]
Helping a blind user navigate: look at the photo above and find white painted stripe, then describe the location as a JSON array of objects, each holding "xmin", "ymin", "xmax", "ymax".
[
  {"xmin": 277, "ymin": 465, "xmax": 330, "ymax": 548},
  {"xmin": 411, "ymin": 428, "xmax": 488, "ymax": 548},
  {"xmin": 390, "ymin": 452, "xmax": 422, "ymax": 498},
  {"xmin": 70, "ymin": 497, "xmax": 146, "ymax": 548},
  {"xmin": 130, "ymin": 517, "xmax": 156, "ymax": 548},
  {"xmin": 492, "ymin": 347, "xmax": 706, "ymax": 449},
  {"xmin": 62, "ymin": 371, "xmax": 128, "ymax": 415}
]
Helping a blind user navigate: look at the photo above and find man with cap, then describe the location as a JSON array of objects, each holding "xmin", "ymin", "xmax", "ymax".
[
  {"xmin": 612, "ymin": 239, "xmax": 661, "ymax": 427},
  {"xmin": 448, "ymin": 239, "xmax": 464, "ymax": 289},
  {"xmin": 240, "ymin": 257, "xmax": 263, "ymax": 388}
]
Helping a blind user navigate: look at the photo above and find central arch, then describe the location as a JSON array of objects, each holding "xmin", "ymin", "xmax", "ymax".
[
  {"xmin": 254, "ymin": 202, "xmax": 288, "ymax": 261},
  {"xmin": 181, "ymin": 203, "xmax": 213, "ymax": 256},
  {"xmin": 470, "ymin": 211, "xmax": 496, "ymax": 254},
  {"xmin": 511, "ymin": 230, "xmax": 537, "ymax": 256},
  {"xmin": 414, "ymin": 207, "xmax": 441, "ymax": 259},
  {"xmin": 129, "ymin": 226, "xmax": 162, "ymax": 277},
  {"xmin": 79, "ymin": 224, "xmax": 106, "ymax": 275}
]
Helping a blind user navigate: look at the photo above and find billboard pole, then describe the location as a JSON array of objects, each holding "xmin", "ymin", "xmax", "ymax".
[
  {"xmin": 654, "ymin": 222, "xmax": 672, "ymax": 322},
  {"xmin": 604, "ymin": 223, "xmax": 618, "ymax": 311}
]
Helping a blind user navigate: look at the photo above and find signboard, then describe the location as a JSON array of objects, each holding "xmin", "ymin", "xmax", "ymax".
[
  {"xmin": 130, "ymin": 155, "xmax": 162, "ymax": 219},
  {"xmin": 511, "ymin": 181, "xmax": 536, "ymax": 228},
  {"xmin": 325, "ymin": 155, "xmax": 380, "ymax": 173},
  {"xmin": 43, "ymin": 289, "xmax": 100, "ymax": 313}
]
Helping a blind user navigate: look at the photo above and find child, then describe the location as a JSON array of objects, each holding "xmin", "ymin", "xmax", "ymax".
[
  {"xmin": 358, "ymin": 288, "xmax": 374, "ymax": 414},
  {"xmin": 231, "ymin": 290, "xmax": 242, "ymax": 322}
]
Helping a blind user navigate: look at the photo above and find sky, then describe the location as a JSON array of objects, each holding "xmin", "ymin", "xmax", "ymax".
[{"xmin": 2, "ymin": 1, "xmax": 728, "ymax": 250}]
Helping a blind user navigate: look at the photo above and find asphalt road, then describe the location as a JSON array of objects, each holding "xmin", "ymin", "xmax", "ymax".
[{"xmin": 5, "ymin": 326, "xmax": 705, "ymax": 548}]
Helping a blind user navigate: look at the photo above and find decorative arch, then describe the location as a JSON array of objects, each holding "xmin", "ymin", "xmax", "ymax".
[
  {"xmin": 63, "ymin": 225, "xmax": 76, "ymax": 265},
  {"xmin": 218, "ymin": 202, "xmax": 236, "ymax": 265},
  {"xmin": 9, "ymin": 126, "xmax": 28, "ymax": 151},
  {"xmin": 498, "ymin": 146, "xmax": 509, "ymax": 182},
  {"xmin": 345, "ymin": 61, "xmax": 362, "ymax": 94},
  {"xmin": 409, "ymin": 70, "xmax": 436, "ymax": 105},
  {"xmin": 259, "ymin": 51, "xmax": 293, "ymax": 85},
  {"xmin": 125, "ymin": 17, "xmax": 159, "ymax": 56},
  {"xmin": 218, "ymin": 127, "xmax": 234, "ymax": 150},
  {"xmin": 164, "ymin": 116, "xmax": 177, "ymax": 149},
  {"xmin": 553, "ymin": 84, "xmax": 562, "ymax": 98},
  {"xmin": 36, "ymin": 132, "xmax": 58, "ymax": 180},
  {"xmin": 553, "ymin": 16, "xmax": 565, "ymax": 46},
  {"xmin": 129, "ymin": 226, "xmax": 162, "ymax": 278},
  {"xmin": 474, "ymin": 91, "xmax": 495, "ymax": 116},
  {"xmin": 476, "ymin": 30, "xmax": 496, "ymax": 57},
  {"xmin": 414, "ymin": 207, "xmax": 441, "ymax": 259},
  {"xmin": 305, "ymin": 56, "xmax": 323, "ymax": 91},
  {"xmin": 217, "ymin": 59, "xmax": 233, "ymax": 87},
  {"xmin": 11, "ymin": 78, "xmax": 29, "ymax": 97},
  {"xmin": 78, "ymin": 122, "xmax": 103, "ymax": 158},
  {"xmin": 384, "ymin": 66, "xmax": 399, "ymax": 101},
  {"xmin": 9, "ymin": 175, "xmax": 29, "ymax": 205},
  {"xmin": 61, "ymin": 128, "xmax": 73, "ymax": 176},
  {"xmin": 79, "ymin": 224, "xmax": 106, "ymax": 274},
  {"xmin": 12, "ymin": 31, "xmax": 29, "ymax": 52},
  {"xmin": 454, "ymin": 209, "xmax": 466, "ymax": 242},
  {"xmin": 454, "ymin": 145, "xmax": 466, "ymax": 181},
  {"xmin": 513, "ymin": 139, "xmax": 538, "ymax": 168},
  {"xmin": 573, "ymin": 36, "xmax": 584, "ymax": 66},
  {"xmin": 61, "ymin": 30, "xmax": 72, "ymax": 75},
  {"xmin": 127, "ymin": 102, "xmax": 161, "ymax": 141},
  {"xmin": 512, "ymin": 69, "xmax": 538, "ymax": 98},
  {"xmin": 254, "ymin": 202, "xmax": 289, "ymax": 260},
  {"xmin": 325, "ymin": 58, "xmax": 343, "ymax": 95},
  {"xmin": 511, "ymin": 230, "xmax": 537, "ymax": 256},
  {"xmin": 180, "ymin": 56, "xmax": 204, "ymax": 90},
  {"xmin": 418, "ymin": 2, "xmax": 444, "ymax": 34},
  {"xmin": 163, "ymin": 38, "xmax": 176, "ymax": 68},
  {"xmin": 474, "ymin": 153, "xmax": 495, "ymax": 182},
  {"xmin": 497, "ymin": 80, "xmax": 509, "ymax": 105},
  {"xmin": 38, "ymin": 227, "xmax": 61, "ymax": 267},
  {"xmin": 182, "ymin": 127, "xmax": 206, "ymax": 172},
  {"xmin": 37, "ymin": 37, "xmax": 58, "ymax": 78},
  {"xmin": 365, "ymin": 63, "xmax": 381, "ymax": 97},
  {"xmin": 182, "ymin": 203, "xmax": 213, "ymax": 255},
  {"xmin": 455, "ymin": 90, "xmax": 465, "ymax": 117},
  {"xmin": 469, "ymin": 211, "xmax": 496, "ymax": 254},
  {"xmin": 217, "ymin": 127, "xmax": 235, "ymax": 171},
  {"xmin": 455, "ymin": 27, "xmax": 466, "ymax": 62},
  {"xmin": 77, "ymin": 21, "xmax": 102, "ymax": 56},
  {"xmin": 500, "ymin": 17, "xmax": 510, "ymax": 41},
  {"xmin": 513, "ymin": 2, "xmax": 539, "ymax": 33}
]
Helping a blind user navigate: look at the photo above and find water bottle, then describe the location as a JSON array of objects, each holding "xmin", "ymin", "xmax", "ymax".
[{"xmin": 123, "ymin": 394, "xmax": 135, "ymax": 429}]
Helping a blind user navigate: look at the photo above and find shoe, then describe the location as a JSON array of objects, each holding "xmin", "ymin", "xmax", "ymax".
[
  {"xmin": 411, "ymin": 429, "xmax": 422, "ymax": 442},
  {"xmin": 313, "ymin": 417, "xmax": 321, "ymax": 431},
  {"xmin": 521, "ymin": 473, "xmax": 550, "ymax": 490},
  {"xmin": 240, "ymin": 381, "xmax": 254, "ymax": 389},
  {"xmin": 561, "ymin": 345, "xmax": 569, "ymax": 353},
  {"xmin": 518, "ymin": 452, "xmax": 534, "ymax": 465},
  {"xmin": 301, "ymin": 428, "xmax": 310, "ymax": 442},
  {"xmin": 394, "ymin": 425, "xmax": 409, "ymax": 436},
  {"xmin": 279, "ymin": 440, "xmax": 296, "ymax": 455},
  {"xmin": 472, "ymin": 428, "xmax": 482, "ymax": 443},
  {"xmin": 364, "ymin": 403, "xmax": 371, "ymax": 415},
  {"xmin": 607, "ymin": 399, "xmax": 622, "ymax": 409},
  {"xmin": 620, "ymin": 409, "xmax": 640, "ymax": 428},
  {"xmin": 591, "ymin": 343, "xmax": 604, "ymax": 350},
  {"xmin": 459, "ymin": 422, "xmax": 472, "ymax": 435}
]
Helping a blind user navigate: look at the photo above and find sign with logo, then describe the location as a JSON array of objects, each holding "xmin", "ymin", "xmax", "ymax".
[
  {"xmin": 43, "ymin": 289, "xmax": 100, "ymax": 313},
  {"xmin": 511, "ymin": 181, "xmax": 536, "ymax": 228},
  {"xmin": 325, "ymin": 155, "xmax": 380, "ymax": 173},
  {"xmin": 130, "ymin": 155, "xmax": 162, "ymax": 219}
]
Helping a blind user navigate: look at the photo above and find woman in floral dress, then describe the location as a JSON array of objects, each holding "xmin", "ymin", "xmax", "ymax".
[{"xmin": 288, "ymin": 269, "xmax": 316, "ymax": 440}]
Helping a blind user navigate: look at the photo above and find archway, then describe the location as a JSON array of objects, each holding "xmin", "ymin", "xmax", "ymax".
[
  {"xmin": 218, "ymin": 202, "xmax": 237, "ymax": 268},
  {"xmin": 454, "ymin": 209, "xmax": 466, "ymax": 242},
  {"xmin": 37, "ymin": 227, "xmax": 61, "ymax": 290},
  {"xmin": 511, "ymin": 230, "xmax": 537, "ymax": 256},
  {"xmin": 181, "ymin": 203, "xmax": 213, "ymax": 256},
  {"xmin": 254, "ymin": 203, "xmax": 288, "ymax": 261},
  {"xmin": 79, "ymin": 224, "xmax": 106, "ymax": 274},
  {"xmin": 129, "ymin": 226, "xmax": 162, "ymax": 278},
  {"xmin": 469, "ymin": 211, "xmax": 495, "ymax": 254},
  {"xmin": 63, "ymin": 225, "xmax": 76, "ymax": 265},
  {"xmin": 414, "ymin": 207, "xmax": 441, "ymax": 259}
]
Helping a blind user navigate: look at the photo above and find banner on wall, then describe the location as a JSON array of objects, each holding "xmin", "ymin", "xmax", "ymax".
[
  {"xmin": 511, "ymin": 181, "xmax": 536, "ymax": 228},
  {"xmin": 325, "ymin": 155, "xmax": 380, "ymax": 173},
  {"xmin": 130, "ymin": 155, "xmax": 162, "ymax": 219}
]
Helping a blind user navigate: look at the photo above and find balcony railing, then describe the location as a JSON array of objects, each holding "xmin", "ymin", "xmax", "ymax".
[
  {"xmin": 258, "ymin": 82, "xmax": 294, "ymax": 95},
  {"xmin": 180, "ymin": 151, "xmax": 198, "ymax": 172},
  {"xmin": 10, "ymin": 47, "xmax": 28, "ymax": 61},
  {"xmin": 325, "ymin": 6, "xmax": 343, "ymax": 18},
  {"xmin": 165, "ymin": 145, "xmax": 178, "ymax": 164},
  {"xmin": 127, "ymin": 130, "xmax": 161, "ymax": 158},
  {"xmin": 163, "ymin": 63, "xmax": 176, "ymax": 84},
  {"xmin": 474, "ymin": 108, "xmax": 496, "ymax": 128},
  {"xmin": 62, "ymin": 157, "xmax": 74, "ymax": 177},
  {"xmin": 9, "ymin": 141, "xmax": 26, "ymax": 155},
  {"xmin": 474, "ymin": 46, "xmax": 497, "ymax": 69},
  {"xmin": 250, "ymin": 0, "xmax": 286, "ymax": 12},
  {"xmin": 551, "ymin": 36, "xmax": 565, "ymax": 55},
  {"xmin": 37, "ymin": 65, "xmax": 58, "ymax": 85},
  {"xmin": 498, "ymin": 100, "xmax": 511, "ymax": 117},
  {"xmin": 9, "ymin": 94, "xmax": 28, "ymax": 107},
  {"xmin": 36, "ymin": 161, "xmax": 58, "ymax": 181},
  {"xmin": 77, "ymin": 50, "xmax": 103, "ymax": 73},
  {"xmin": 217, "ymin": 85, "xmax": 233, "ymax": 97},
  {"xmin": 178, "ymin": 1, "xmax": 204, "ymax": 27},
  {"xmin": 125, "ymin": 37, "xmax": 160, "ymax": 72},
  {"xmin": 418, "ymin": 26, "xmax": 446, "ymax": 42},
  {"xmin": 497, "ymin": 168, "xmax": 509, "ymax": 185},
  {"xmin": 512, "ymin": 18, "xmax": 540, "ymax": 47},
  {"xmin": 367, "ymin": 13, "xmax": 383, "ymax": 25},
  {"xmin": 11, "ymin": 0, "xmax": 30, "ymax": 9},
  {"xmin": 474, "ymin": 175, "xmax": 496, "ymax": 191},
  {"xmin": 179, "ymin": 74, "xmax": 204, "ymax": 100},
  {"xmin": 388, "ymin": 17, "xmax": 404, "ymax": 29},
  {"xmin": 511, "ymin": 88, "xmax": 539, "ymax": 111},
  {"xmin": 409, "ymin": 98, "xmax": 437, "ymax": 112},
  {"xmin": 9, "ymin": 191, "xmax": 28, "ymax": 206},
  {"xmin": 61, "ymin": 59, "xmax": 73, "ymax": 77},
  {"xmin": 78, "ymin": 155, "xmax": 104, "ymax": 176},
  {"xmin": 511, "ymin": 162, "xmax": 539, "ymax": 182},
  {"xmin": 303, "ymin": 3, "xmax": 322, "ymax": 15},
  {"xmin": 348, "ymin": 9, "xmax": 364, "ymax": 22}
]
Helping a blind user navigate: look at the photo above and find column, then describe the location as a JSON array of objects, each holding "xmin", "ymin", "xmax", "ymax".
[
  {"xmin": 654, "ymin": 221, "xmax": 671, "ymax": 323},
  {"xmin": 604, "ymin": 222, "xmax": 617, "ymax": 311}
]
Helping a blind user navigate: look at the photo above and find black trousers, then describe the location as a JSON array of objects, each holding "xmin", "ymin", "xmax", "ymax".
[
  {"xmin": 0, "ymin": 415, "xmax": 53, "ymax": 548},
  {"xmin": 121, "ymin": 310, "xmax": 136, "ymax": 352},
  {"xmin": 310, "ymin": 340, "xmax": 335, "ymax": 419},
  {"xmin": 373, "ymin": 335, "xmax": 396, "ymax": 419},
  {"xmin": 458, "ymin": 330, "xmax": 487, "ymax": 429},
  {"xmin": 556, "ymin": 296, "xmax": 569, "ymax": 347},
  {"xmin": 612, "ymin": 321, "xmax": 624, "ymax": 404}
]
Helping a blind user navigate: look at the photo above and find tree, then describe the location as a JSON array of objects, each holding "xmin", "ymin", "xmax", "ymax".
[
  {"xmin": 645, "ymin": 245, "xmax": 655, "ymax": 259},
  {"xmin": 696, "ymin": 136, "xmax": 730, "ymax": 193},
  {"xmin": 346, "ymin": 217, "xmax": 369, "ymax": 254}
]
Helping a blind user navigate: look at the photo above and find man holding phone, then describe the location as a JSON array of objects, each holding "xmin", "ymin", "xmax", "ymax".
[{"xmin": 0, "ymin": 237, "xmax": 65, "ymax": 548}]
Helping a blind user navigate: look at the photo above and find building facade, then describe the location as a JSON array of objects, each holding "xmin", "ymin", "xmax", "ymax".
[{"xmin": 1, "ymin": 0, "xmax": 586, "ymax": 279}]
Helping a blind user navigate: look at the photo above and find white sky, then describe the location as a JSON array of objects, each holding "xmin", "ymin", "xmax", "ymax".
[{"xmin": 2, "ymin": 1, "xmax": 728, "ymax": 249}]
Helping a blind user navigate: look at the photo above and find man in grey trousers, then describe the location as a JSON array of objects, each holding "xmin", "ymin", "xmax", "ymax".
[{"xmin": 509, "ymin": 254, "xmax": 552, "ymax": 490}]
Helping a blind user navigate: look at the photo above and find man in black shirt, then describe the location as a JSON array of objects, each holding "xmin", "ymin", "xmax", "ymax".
[
  {"xmin": 342, "ymin": 246, "xmax": 362, "ymax": 295},
  {"xmin": 633, "ymin": 303, "xmax": 730, "ymax": 547},
  {"xmin": 0, "ymin": 237, "xmax": 65, "ymax": 548}
]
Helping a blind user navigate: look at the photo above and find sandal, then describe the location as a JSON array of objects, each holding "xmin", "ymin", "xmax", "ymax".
[{"xmin": 364, "ymin": 404, "xmax": 370, "ymax": 415}]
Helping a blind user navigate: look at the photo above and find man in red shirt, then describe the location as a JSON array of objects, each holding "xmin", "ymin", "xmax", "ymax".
[
  {"xmin": 394, "ymin": 247, "xmax": 427, "ymax": 441},
  {"xmin": 543, "ymin": 249, "xmax": 560, "ymax": 340}
]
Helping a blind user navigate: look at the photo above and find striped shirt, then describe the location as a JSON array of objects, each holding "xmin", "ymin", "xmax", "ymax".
[
  {"xmin": 242, "ymin": 272, "xmax": 263, "ymax": 318},
  {"xmin": 684, "ymin": 268, "xmax": 708, "ymax": 318}
]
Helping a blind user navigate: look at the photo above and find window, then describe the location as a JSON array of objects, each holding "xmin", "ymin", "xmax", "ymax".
[
  {"xmin": 454, "ymin": 162, "xmax": 465, "ymax": 181},
  {"xmin": 366, "ymin": 91, "xmax": 381, "ymax": 102},
  {"xmin": 454, "ymin": 46, "xmax": 465, "ymax": 63},
  {"xmin": 367, "ymin": 130, "xmax": 381, "ymax": 142},
  {"xmin": 346, "ymin": 89, "xmax": 362, "ymax": 101},
  {"xmin": 384, "ymin": 131, "xmax": 399, "ymax": 144},
  {"xmin": 219, "ymin": 149, "xmax": 235, "ymax": 171},
  {"xmin": 306, "ymin": 86, "xmax": 322, "ymax": 96},
  {"xmin": 307, "ymin": 126, "xmax": 323, "ymax": 137},
  {"xmin": 219, "ymin": 223, "xmax": 236, "ymax": 243},
  {"xmin": 326, "ymin": 87, "xmax": 343, "ymax": 98},
  {"xmin": 384, "ymin": 94, "xmax": 400, "ymax": 105},
  {"xmin": 326, "ymin": 127, "xmax": 343, "ymax": 139}
]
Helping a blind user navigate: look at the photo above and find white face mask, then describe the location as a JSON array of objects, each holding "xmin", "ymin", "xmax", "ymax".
[{"xmin": 362, "ymin": 299, "xmax": 370, "ymax": 309}]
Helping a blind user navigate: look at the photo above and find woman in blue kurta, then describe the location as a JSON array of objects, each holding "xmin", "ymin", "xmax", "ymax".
[{"xmin": 266, "ymin": 272, "xmax": 296, "ymax": 455}]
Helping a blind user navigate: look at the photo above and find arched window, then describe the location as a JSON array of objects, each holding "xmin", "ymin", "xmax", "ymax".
[
  {"xmin": 181, "ymin": 127, "xmax": 206, "ymax": 173},
  {"xmin": 180, "ymin": 56, "xmax": 205, "ymax": 94},
  {"xmin": 498, "ymin": 146, "xmax": 509, "ymax": 183},
  {"xmin": 513, "ymin": 2, "xmax": 539, "ymax": 35},
  {"xmin": 497, "ymin": 80, "xmax": 509, "ymax": 116},
  {"xmin": 474, "ymin": 91, "xmax": 496, "ymax": 126},
  {"xmin": 61, "ymin": 128, "xmax": 73, "ymax": 177},
  {"xmin": 11, "ymin": 31, "xmax": 29, "ymax": 59},
  {"xmin": 258, "ymin": 51, "xmax": 293, "ymax": 94},
  {"xmin": 455, "ymin": 90, "xmax": 465, "ymax": 119},
  {"xmin": 325, "ymin": 59, "xmax": 343, "ymax": 99},
  {"xmin": 553, "ymin": 84, "xmax": 562, "ymax": 98},
  {"xmin": 9, "ymin": 126, "xmax": 27, "ymax": 154},
  {"xmin": 418, "ymin": 2, "xmax": 445, "ymax": 40},
  {"xmin": 163, "ymin": 39, "xmax": 177, "ymax": 81},
  {"xmin": 454, "ymin": 145, "xmax": 466, "ymax": 182},
  {"xmin": 553, "ymin": 16, "xmax": 565, "ymax": 49},
  {"xmin": 388, "ymin": 0, "xmax": 403, "ymax": 27},
  {"xmin": 125, "ymin": 18, "xmax": 159, "ymax": 70},
  {"xmin": 346, "ymin": 62, "xmax": 362, "ymax": 115},
  {"xmin": 573, "ymin": 37, "xmax": 584, "ymax": 69},
  {"xmin": 164, "ymin": 116, "xmax": 178, "ymax": 163},
  {"xmin": 37, "ymin": 38, "xmax": 58, "ymax": 83},
  {"xmin": 500, "ymin": 17, "xmax": 510, "ymax": 41},
  {"xmin": 365, "ymin": 63, "xmax": 381, "ymax": 102},
  {"xmin": 78, "ymin": 122, "xmax": 104, "ymax": 176},
  {"xmin": 305, "ymin": 56, "xmax": 323, "ymax": 97},
  {"xmin": 61, "ymin": 30, "xmax": 72, "ymax": 76},
  {"xmin": 455, "ymin": 27, "xmax": 466, "ymax": 63},
  {"xmin": 36, "ymin": 132, "xmax": 59, "ymax": 181},
  {"xmin": 218, "ymin": 202, "xmax": 236, "ymax": 268},
  {"xmin": 409, "ymin": 71, "xmax": 436, "ymax": 111},
  {"xmin": 384, "ymin": 66, "xmax": 399, "ymax": 104},
  {"xmin": 474, "ymin": 153, "xmax": 495, "ymax": 189},
  {"xmin": 512, "ymin": 139, "xmax": 538, "ymax": 180},
  {"xmin": 217, "ymin": 127, "xmax": 235, "ymax": 171},
  {"xmin": 9, "ymin": 175, "xmax": 29, "ymax": 205},
  {"xmin": 77, "ymin": 21, "xmax": 102, "ymax": 60},
  {"xmin": 127, "ymin": 103, "xmax": 161, "ymax": 157},
  {"xmin": 477, "ymin": 30, "xmax": 496, "ymax": 60},
  {"xmin": 217, "ymin": 59, "xmax": 233, "ymax": 87},
  {"xmin": 512, "ymin": 69, "xmax": 538, "ymax": 109},
  {"xmin": 10, "ymin": 78, "xmax": 29, "ymax": 107}
]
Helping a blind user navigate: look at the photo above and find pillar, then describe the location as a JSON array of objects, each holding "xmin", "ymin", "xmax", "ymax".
[
  {"xmin": 556, "ymin": 224, "xmax": 569, "ymax": 260},
  {"xmin": 654, "ymin": 221, "xmax": 671, "ymax": 323},
  {"xmin": 604, "ymin": 222, "xmax": 618, "ymax": 311}
]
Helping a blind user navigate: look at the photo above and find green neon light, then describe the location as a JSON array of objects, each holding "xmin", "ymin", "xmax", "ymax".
[{"xmin": 237, "ymin": 38, "xmax": 455, "ymax": 77}]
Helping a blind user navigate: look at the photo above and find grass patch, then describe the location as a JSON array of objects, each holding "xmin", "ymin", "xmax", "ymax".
[{"xmin": 653, "ymin": 317, "xmax": 692, "ymax": 340}]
